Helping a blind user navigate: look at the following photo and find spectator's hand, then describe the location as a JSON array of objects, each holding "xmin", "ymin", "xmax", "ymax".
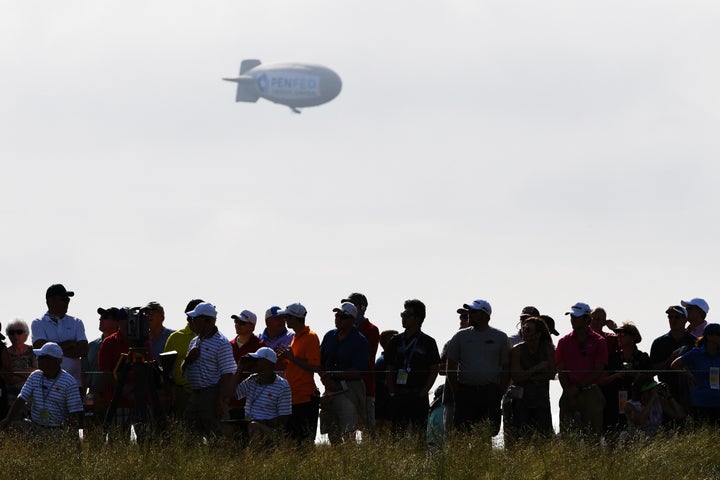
[
  {"xmin": 215, "ymin": 397, "xmax": 228, "ymax": 418},
  {"xmin": 185, "ymin": 347, "xmax": 200, "ymax": 364},
  {"xmin": 563, "ymin": 387, "xmax": 579, "ymax": 410},
  {"xmin": 278, "ymin": 348, "xmax": 294, "ymax": 361},
  {"xmin": 320, "ymin": 373, "xmax": 341, "ymax": 392},
  {"xmin": 532, "ymin": 361, "xmax": 550, "ymax": 373}
]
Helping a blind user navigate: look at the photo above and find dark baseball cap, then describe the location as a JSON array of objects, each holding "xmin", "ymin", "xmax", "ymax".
[
  {"xmin": 140, "ymin": 301, "xmax": 164, "ymax": 313},
  {"xmin": 46, "ymin": 284, "xmax": 74, "ymax": 298},
  {"xmin": 96, "ymin": 307, "xmax": 127, "ymax": 321},
  {"xmin": 342, "ymin": 293, "xmax": 368, "ymax": 307},
  {"xmin": 540, "ymin": 315, "xmax": 560, "ymax": 336}
]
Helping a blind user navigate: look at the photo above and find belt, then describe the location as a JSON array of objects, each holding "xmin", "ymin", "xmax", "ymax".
[
  {"xmin": 35, "ymin": 422, "xmax": 62, "ymax": 429},
  {"xmin": 458, "ymin": 383, "xmax": 497, "ymax": 390},
  {"xmin": 192, "ymin": 385, "xmax": 218, "ymax": 393}
]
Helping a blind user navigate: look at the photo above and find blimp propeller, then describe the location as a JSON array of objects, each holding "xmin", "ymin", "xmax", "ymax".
[{"xmin": 223, "ymin": 59, "xmax": 342, "ymax": 113}]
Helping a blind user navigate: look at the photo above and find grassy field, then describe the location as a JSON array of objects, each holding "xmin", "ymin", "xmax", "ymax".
[{"xmin": 1, "ymin": 423, "xmax": 718, "ymax": 480}]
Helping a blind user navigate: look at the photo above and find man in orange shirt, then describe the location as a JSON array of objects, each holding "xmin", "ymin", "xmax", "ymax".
[{"xmin": 278, "ymin": 302, "xmax": 321, "ymax": 446}]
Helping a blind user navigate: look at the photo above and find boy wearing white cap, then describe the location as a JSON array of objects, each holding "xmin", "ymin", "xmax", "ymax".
[
  {"xmin": 0, "ymin": 342, "xmax": 84, "ymax": 431},
  {"xmin": 236, "ymin": 347, "xmax": 292, "ymax": 440}
]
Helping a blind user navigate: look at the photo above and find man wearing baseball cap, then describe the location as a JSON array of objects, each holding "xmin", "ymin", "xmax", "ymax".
[
  {"xmin": 261, "ymin": 306, "xmax": 295, "ymax": 352},
  {"xmin": 142, "ymin": 302, "xmax": 175, "ymax": 364},
  {"xmin": 276, "ymin": 303, "xmax": 321, "ymax": 446},
  {"xmin": 1, "ymin": 342, "xmax": 84, "ymax": 432},
  {"xmin": 319, "ymin": 302, "xmax": 370, "ymax": 444},
  {"xmin": 445, "ymin": 299, "xmax": 510, "ymax": 438},
  {"xmin": 97, "ymin": 307, "xmax": 154, "ymax": 429},
  {"xmin": 227, "ymin": 309, "xmax": 265, "ymax": 424},
  {"xmin": 342, "ymin": 293, "xmax": 380, "ymax": 434},
  {"xmin": 81, "ymin": 307, "xmax": 121, "ymax": 423},
  {"xmin": 31, "ymin": 284, "xmax": 88, "ymax": 390},
  {"xmin": 650, "ymin": 305, "xmax": 697, "ymax": 424},
  {"xmin": 682, "ymin": 298, "xmax": 710, "ymax": 338},
  {"xmin": 163, "ymin": 299, "xmax": 204, "ymax": 419},
  {"xmin": 555, "ymin": 302, "xmax": 608, "ymax": 438},
  {"xmin": 182, "ymin": 302, "xmax": 237, "ymax": 438}
]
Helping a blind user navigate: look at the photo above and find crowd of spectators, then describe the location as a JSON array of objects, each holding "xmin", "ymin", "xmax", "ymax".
[{"xmin": 1, "ymin": 283, "xmax": 719, "ymax": 447}]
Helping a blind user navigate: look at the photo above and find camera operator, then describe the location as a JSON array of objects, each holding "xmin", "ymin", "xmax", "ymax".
[{"xmin": 97, "ymin": 307, "xmax": 152, "ymax": 429}]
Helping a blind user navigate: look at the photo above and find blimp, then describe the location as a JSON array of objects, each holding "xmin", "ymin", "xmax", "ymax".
[{"xmin": 223, "ymin": 60, "xmax": 342, "ymax": 113}]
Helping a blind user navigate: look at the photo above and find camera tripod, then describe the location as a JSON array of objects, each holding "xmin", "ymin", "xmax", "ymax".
[{"xmin": 103, "ymin": 347, "xmax": 167, "ymax": 440}]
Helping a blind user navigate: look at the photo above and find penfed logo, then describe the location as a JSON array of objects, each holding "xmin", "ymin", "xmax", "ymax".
[{"xmin": 257, "ymin": 73, "xmax": 320, "ymax": 98}]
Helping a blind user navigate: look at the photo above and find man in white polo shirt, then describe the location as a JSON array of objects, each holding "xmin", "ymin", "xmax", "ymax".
[
  {"xmin": 182, "ymin": 302, "xmax": 236, "ymax": 438},
  {"xmin": 31, "ymin": 284, "xmax": 88, "ymax": 390},
  {"xmin": 1, "ymin": 342, "xmax": 84, "ymax": 432},
  {"xmin": 446, "ymin": 299, "xmax": 510, "ymax": 439}
]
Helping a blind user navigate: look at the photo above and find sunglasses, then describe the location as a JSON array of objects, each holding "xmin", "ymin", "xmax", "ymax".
[{"xmin": 7, "ymin": 330, "xmax": 26, "ymax": 335}]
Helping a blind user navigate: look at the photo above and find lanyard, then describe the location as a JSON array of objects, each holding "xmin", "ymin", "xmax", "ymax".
[
  {"xmin": 40, "ymin": 373, "xmax": 60, "ymax": 410},
  {"xmin": 248, "ymin": 376, "xmax": 274, "ymax": 418},
  {"xmin": 401, "ymin": 334, "xmax": 419, "ymax": 372}
]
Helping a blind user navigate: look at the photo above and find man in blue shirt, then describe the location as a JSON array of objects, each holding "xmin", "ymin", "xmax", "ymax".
[{"xmin": 319, "ymin": 302, "xmax": 369, "ymax": 444}]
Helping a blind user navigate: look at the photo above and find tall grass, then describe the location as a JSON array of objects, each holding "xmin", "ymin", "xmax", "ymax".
[{"xmin": 1, "ymin": 423, "xmax": 718, "ymax": 480}]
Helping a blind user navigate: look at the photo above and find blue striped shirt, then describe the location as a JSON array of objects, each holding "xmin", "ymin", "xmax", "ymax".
[
  {"xmin": 184, "ymin": 331, "xmax": 236, "ymax": 390},
  {"xmin": 19, "ymin": 369, "xmax": 83, "ymax": 427},
  {"xmin": 236, "ymin": 374, "xmax": 292, "ymax": 421}
]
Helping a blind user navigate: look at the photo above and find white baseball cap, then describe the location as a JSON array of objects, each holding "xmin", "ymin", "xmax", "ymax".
[
  {"xmin": 277, "ymin": 303, "xmax": 307, "ymax": 319},
  {"xmin": 463, "ymin": 299, "xmax": 492, "ymax": 315},
  {"xmin": 333, "ymin": 302, "xmax": 358, "ymax": 319},
  {"xmin": 33, "ymin": 342, "xmax": 63, "ymax": 359},
  {"xmin": 187, "ymin": 302, "xmax": 218, "ymax": 318},
  {"xmin": 565, "ymin": 302, "xmax": 592, "ymax": 317},
  {"xmin": 681, "ymin": 298, "xmax": 709, "ymax": 314},
  {"xmin": 231, "ymin": 310, "xmax": 257, "ymax": 325},
  {"xmin": 246, "ymin": 346, "xmax": 277, "ymax": 364}
]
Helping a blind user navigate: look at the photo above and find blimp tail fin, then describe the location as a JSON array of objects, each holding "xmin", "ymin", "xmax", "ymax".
[
  {"xmin": 239, "ymin": 59, "xmax": 261, "ymax": 74},
  {"xmin": 222, "ymin": 76, "xmax": 260, "ymax": 103}
]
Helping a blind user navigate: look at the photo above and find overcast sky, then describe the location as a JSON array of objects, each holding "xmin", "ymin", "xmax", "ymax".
[{"xmin": 3, "ymin": 1, "xmax": 719, "ymax": 365}]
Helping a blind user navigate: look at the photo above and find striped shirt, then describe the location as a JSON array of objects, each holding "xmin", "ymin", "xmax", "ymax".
[
  {"xmin": 184, "ymin": 331, "xmax": 236, "ymax": 390},
  {"xmin": 19, "ymin": 369, "xmax": 83, "ymax": 427},
  {"xmin": 236, "ymin": 374, "xmax": 292, "ymax": 421}
]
